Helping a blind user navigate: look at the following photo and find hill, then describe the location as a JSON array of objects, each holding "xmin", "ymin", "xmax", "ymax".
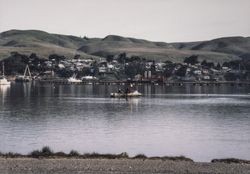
[
  {"xmin": 0, "ymin": 30, "xmax": 100, "ymax": 60},
  {"xmin": 172, "ymin": 37, "xmax": 250, "ymax": 58},
  {"xmin": 1, "ymin": 29, "xmax": 250, "ymax": 63}
]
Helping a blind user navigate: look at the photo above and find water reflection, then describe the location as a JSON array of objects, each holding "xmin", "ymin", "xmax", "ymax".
[
  {"xmin": 0, "ymin": 83, "xmax": 250, "ymax": 162},
  {"xmin": 0, "ymin": 85, "xmax": 10, "ymax": 104},
  {"xmin": 0, "ymin": 85, "xmax": 10, "ymax": 95}
]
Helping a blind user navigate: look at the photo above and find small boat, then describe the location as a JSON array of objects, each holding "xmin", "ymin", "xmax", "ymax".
[
  {"xmin": 15, "ymin": 65, "xmax": 32, "ymax": 82},
  {"xmin": 15, "ymin": 75, "xmax": 32, "ymax": 82},
  {"xmin": 110, "ymin": 90, "xmax": 142, "ymax": 98},
  {"xmin": 81, "ymin": 76, "xmax": 97, "ymax": 84},
  {"xmin": 68, "ymin": 74, "xmax": 81, "ymax": 83},
  {"xmin": 81, "ymin": 76, "xmax": 97, "ymax": 80},
  {"xmin": 0, "ymin": 62, "xmax": 11, "ymax": 85},
  {"xmin": 0, "ymin": 76, "xmax": 11, "ymax": 85}
]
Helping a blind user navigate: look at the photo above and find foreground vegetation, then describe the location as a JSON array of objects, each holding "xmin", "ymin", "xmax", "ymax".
[
  {"xmin": 0, "ymin": 146, "xmax": 192, "ymax": 162},
  {"xmin": 1, "ymin": 146, "xmax": 250, "ymax": 164}
]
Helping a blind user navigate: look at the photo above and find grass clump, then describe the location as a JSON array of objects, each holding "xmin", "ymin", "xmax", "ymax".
[
  {"xmin": 41, "ymin": 146, "xmax": 53, "ymax": 156},
  {"xmin": 133, "ymin": 154, "xmax": 147, "ymax": 159},
  {"xmin": 211, "ymin": 158, "xmax": 250, "ymax": 164},
  {"xmin": 162, "ymin": 155, "xmax": 193, "ymax": 162},
  {"xmin": 29, "ymin": 150, "xmax": 41, "ymax": 158},
  {"xmin": 149, "ymin": 155, "xmax": 193, "ymax": 162},
  {"xmin": 69, "ymin": 150, "xmax": 80, "ymax": 157},
  {"xmin": 54, "ymin": 151, "xmax": 67, "ymax": 157},
  {"xmin": 83, "ymin": 152, "xmax": 128, "ymax": 159},
  {"xmin": 0, "ymin": 152, "xmax": 22, "ymax": 158},
  {"xmin": 29, "ymin": 146, "xmax": 53, "ymax": 158}
]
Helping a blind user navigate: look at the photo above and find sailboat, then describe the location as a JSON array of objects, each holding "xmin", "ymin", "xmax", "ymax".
[
  {"xmin": 67, "ymin": 73, "xmax": 81, "ymax": 83},
  {"xmin": 15, "ymin": 65, "xmax": 32, "ymax": 82},
  {"xmin": 0, "ymin": 62, "xmax": 11, "ymax": 85}
]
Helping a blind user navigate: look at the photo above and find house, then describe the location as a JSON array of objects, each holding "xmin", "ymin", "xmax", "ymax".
[
  {"xmin": 202, "ymin": 75, "xmax": 210, "ymax": 80},
  {"xmin": 193, "ymin": 70, "xmax": 202, "ymax": 75},
  {"xmin": 98, "ymin": 61, "xmax": 108, "ymax": 73}
]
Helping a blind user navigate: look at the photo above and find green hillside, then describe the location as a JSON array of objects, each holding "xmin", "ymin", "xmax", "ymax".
[
  {"xmin": 0, "ymin": 30, "xmax": 100, "ymax": 60},
  {"xmin": 1, "ymin": 29, "xmax": 249, "ymax": 63}
]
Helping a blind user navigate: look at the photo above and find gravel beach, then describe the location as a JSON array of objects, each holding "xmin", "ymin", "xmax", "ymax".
[{"xmin": 0, "ymin": 158, "xmax": 250, "ymax": 174}]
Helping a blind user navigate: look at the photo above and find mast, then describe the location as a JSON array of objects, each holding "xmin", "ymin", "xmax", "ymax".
[
  {"xmin": 24, "ymin": 65, "xmax": 32, "ymax": 78},
  {"xmin": 2, "ymin": 62, "xmax": 5, "ymax": 76},
  {"xmin": 27, "ymin": 65, "xmax": 31, "ymax": 77},
  {"xmin": 24, "ymin": 65, "xmax": 27, "ymax": 77}
]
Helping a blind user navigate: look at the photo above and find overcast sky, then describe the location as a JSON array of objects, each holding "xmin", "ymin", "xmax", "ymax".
[{"xmin": 0, "ymin": 0, "xmax": 249, "ymax": 42}]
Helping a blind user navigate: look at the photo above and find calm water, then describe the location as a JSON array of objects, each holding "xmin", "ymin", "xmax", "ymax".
[{"xmin": 0, "ymin": 83, "xmax": 250, "ymax": 162}]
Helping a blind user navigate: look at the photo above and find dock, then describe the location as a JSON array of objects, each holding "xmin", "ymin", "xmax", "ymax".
[{"xmin": 37, "ymin": 79, "xmax": 250, "ymax": 86}]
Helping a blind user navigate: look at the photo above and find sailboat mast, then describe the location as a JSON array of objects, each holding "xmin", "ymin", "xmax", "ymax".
[
  {"xmin": 2, "ymin": 62, "xmax": 5, "ymax": 76},
  {"xmin": 27, "ymin": 65, "xmax": 31, "ymax": 77},
  {"xmin": 24, "ymin": 65, "xmax": 27, "ymax": 77},
  {"xmin": 23, "ymin": 65, "xmax": 32, "ymax": 78}
]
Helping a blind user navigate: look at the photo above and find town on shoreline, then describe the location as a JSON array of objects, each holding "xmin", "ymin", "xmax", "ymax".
[{"xmin": 1, "ymin": 52, "xmax": 250, "ymax": 86}]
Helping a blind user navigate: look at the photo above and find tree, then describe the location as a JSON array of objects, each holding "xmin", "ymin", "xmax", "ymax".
[
  {"xmin": 106, "ymin": 55, "xmax": 114, "ymax": 62},
  {"xmin": 216, "ymin": 63, "xmax": 221, "ymax": 70},
  {"xmin": 74, "ymin": 54, "xmax": 81, "ymax": 59},
  {"xmin": 201, "ymin": 60, "xmax": 207, "ymax": 66},
  {"xmin": 164, "ymin": 60, "xmax": 173, "ymax": 64},
  {"xmin": 175, "ymin": 66, "xmax": 187, "ymax": 77},
  {"xmin": 49, "ymin": 54, "xmax": 66, "ymax": 62},
  {"xmin": 117, "ymin": 52, "xmax": 127, "ymax": 64},
  {"xmin": 223, "ymin": 60, "xmax": 241, "ymax": 70},
  {"xmin": 83, "ymin": 36, "xmax": 89, "ymax": 40},
  {"xmin": 130, "ymin": 56, "xmax": 141, "ymax": 62},
  {"xmin": 1, "ymin": 52, "xmax": 29, "ymax": 74},
  {"xmin": 184, "ymin": 55, "xmax": 199, "ymax": 65}
]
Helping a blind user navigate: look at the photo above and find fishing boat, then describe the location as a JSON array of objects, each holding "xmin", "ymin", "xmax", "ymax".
[
  {"xmin": 15, "ymin": 65, "xmax": 32, "ymax": 82},
  {"xmin": 110, "ymin": 90, "xmax": 142, "ymax": 98},
  {"xmin": 0, "ymin": 62, "xmax": 11, "ymax": 85}
]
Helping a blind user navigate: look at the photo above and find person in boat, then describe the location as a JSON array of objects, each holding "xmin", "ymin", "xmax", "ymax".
[
  {"xmin": 118, "ymin": 88, "xmax": 122, "ymax": 94},
  {"xmin": 125, "ymin": 87, "xmax": 130, "ymax": 95},
  {"xmin": 130, "ymin": 84, "xmax": 135, "ymax": 92}
]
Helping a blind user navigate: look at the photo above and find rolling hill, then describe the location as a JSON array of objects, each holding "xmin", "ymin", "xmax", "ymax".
[
  {"xmin": 1, "ymin": 29, "xmax": 249, "ymax": 63},
  {"xmin": 0, "ymin": 30, "xmax": 100, "ymax": 60}
]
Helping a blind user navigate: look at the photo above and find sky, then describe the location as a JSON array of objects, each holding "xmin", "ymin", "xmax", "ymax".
[{"xmin": 0, "ymin": 0, "xmax": 250, "ymax": 42}]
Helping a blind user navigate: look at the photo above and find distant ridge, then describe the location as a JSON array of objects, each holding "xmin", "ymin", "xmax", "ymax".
[{"xmin": 1, "ymin": 29, "xmax": 250, "ymax": 62}]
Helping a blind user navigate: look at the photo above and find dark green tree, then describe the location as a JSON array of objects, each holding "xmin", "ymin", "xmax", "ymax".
[{"xmin": 184, "ymin": 55, "xmax": 199, "ymax": 65}]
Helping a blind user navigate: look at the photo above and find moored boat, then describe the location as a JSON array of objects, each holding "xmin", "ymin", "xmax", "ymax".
[
  {"xmin": 68, "ymin": 74, "xmax": 81, "ymax": 83},
  {"xmin": 15, "ymin": 65, "xmax": 32, "ymax": 82},
  {"xmin": 0, "ymin": 62, "xmax": 11, "ymax": 85},
  {"xmin": 110, "ymin": 90, "xmax": 142, "ymax": 98},
  {"xmin": 15, "ymin": 75, "xmax": 32, "ymax": 82},
  {"xmin": 68, "ymin": 77, "xmax": 82, "ymax": 83},
  {"xmin": 0, "ymin": 76, "xmax": 11, "ymax": 85}
]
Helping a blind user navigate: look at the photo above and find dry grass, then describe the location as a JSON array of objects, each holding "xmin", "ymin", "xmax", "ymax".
[{"xmin": 1, "ymin": 29, "xmax": 247, "ymax": 63}]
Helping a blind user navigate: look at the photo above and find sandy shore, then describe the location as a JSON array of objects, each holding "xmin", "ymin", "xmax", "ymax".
[{"xmin": 0, "ymin": 158, "xmax": 250, "ymax": 174}]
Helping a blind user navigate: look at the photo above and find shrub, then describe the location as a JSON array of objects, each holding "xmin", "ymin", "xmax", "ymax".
[
  {"xmin": 41, "ymin": 146, "xmax": 53, "ymax": 156},
  {"xmin": 133, "ymin": 154, "xmax": 147, "ymax": 159},
  {"xmin": 54, "ymin": 151, "xmax": 66, "ymax": 157},
  {"xmin": 161, "ymin": 155, "xmax": 193, "ymax": 162},
  {"xmin": 69, "ymin": 150, "xmax": 80, "ymax": 156},
  {"xmin": 29, "ymin": 150, "xmax": 41, "ymax": 158},
  {"xmin": 211, "ymin": 158, "xmax": 250, "ymax": 164}
]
